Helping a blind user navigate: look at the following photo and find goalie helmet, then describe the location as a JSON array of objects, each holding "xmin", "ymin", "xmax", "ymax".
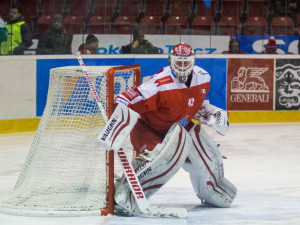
[{"xmin": 169, "ymin": 42, "xmax": 195, "ymax": 83}]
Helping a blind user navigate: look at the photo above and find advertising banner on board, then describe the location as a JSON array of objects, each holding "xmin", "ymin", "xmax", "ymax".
[
  {"xmin": 227, "ymin": 58, "xmax": 274, "ymax": 110},
  {"xmin": 36, "ymin": 57, "xmax": 227, "ymax": 116},
  {"xmin": 275, "ymin": 59, "xmax": 300, "ymax": 110},
  {"xmin": 236, "ymin": 35, "xmax": 299, "ymax": 54}
]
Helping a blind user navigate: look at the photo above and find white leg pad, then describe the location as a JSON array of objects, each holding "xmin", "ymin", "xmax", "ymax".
[
  {"xmin": 183, "ymin": 124, "xmax": 237, "ymax": 207},
  {"xmin": 115, "ymin": 123, "xmax": 192, "ymax": 216}
]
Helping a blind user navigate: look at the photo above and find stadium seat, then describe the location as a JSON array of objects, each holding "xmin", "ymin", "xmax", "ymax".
[
  {"xmin": 87, "ymin": 16, "xmax": 112, "ymax": 34},
  {"xmin": 36, "ymin": 15, "xmax": 53, "ymax": 35},
  {"xmin": 17, "ymin": 0, "xmax": 40, "ymax": 30},
  {"xmin": 0, "ymin": 0, "xmax": 10, "ymax": 19},
  {"xmin": 271, "ymin": 16, "xmax": 295, "ymax": 35},
  {"xmin": 164, "ymin": 16, "xmax": 188, "ymax": 34},
  {"xmin": 41, "ymin": 0, "xmax": 65, "ymax": 16},
  {"xmin": 144, "ymin": 0, "xmax": 167, "ymax": 16},
  {"xmin": 243, "ymin": 16, "xmax": 268, "ymax": 35},
  {"xmin": 296, "ymin": 13, "xmax": 300, "ymax": 27},
  {"xmin": 118, "ymin": 0, "xmax": 143, "ymax": 17},
  {"xmin": 94, "ymin": 0, "xmax": 116, "ymax": 16},
  {"xmin": 66, "ymin": 0, "xmax": 89, "ymax": 17},
  {"xmin": 221, "ymin": 0, "xmax": 243, "ymax": 17},
  {"xmin": 113, "ymin": 15, "xmax": 136, "ymax": 34},
  {"xmin": 247, "ymin": 0, "xmax": 269, "ymax": 17},
  {"xmin": 63, "ymin": 15, "xmax": 84, "ymax": 34},
  {"xmin": 194, "ymin": 0, "xmax": 218, "ymax": 17},
  {"xmin": 191, "ymin": 16, "xmax": 215, "ymax": 35},
  {"xmin": 169, "ymin": 0, "xmax": 193, "ymax": 16},
  {"xmin": 139, "ymin": 16, "xmax": 162, "ymax": 34},
  {"xmin": 218, "ymin": 16, "xmax": 241, "ymax": 35}
]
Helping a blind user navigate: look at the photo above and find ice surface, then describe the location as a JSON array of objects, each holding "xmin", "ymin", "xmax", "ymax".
[{"xmin": 0, "ymin": 123, "xmax": 300, "ymax": 225}]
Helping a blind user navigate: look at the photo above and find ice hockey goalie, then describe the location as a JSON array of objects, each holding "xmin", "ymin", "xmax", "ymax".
[{"xmin": 99, "ymin": 42, "xmax": 237, "ymax": 216}]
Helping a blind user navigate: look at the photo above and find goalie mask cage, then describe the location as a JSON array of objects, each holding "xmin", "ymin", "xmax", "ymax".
[{"xmin": 0, "ymin": 64, "xmax": 141, "ymax": 216}]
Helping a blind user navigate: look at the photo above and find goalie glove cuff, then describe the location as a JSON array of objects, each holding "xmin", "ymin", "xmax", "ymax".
[
  {"xmin": 206, "ymin": 110, "xmax": 229, "ymax": 136},
  {"xmin": 194, "ymin": 100, "xmax": 229, "ymax": 136}
]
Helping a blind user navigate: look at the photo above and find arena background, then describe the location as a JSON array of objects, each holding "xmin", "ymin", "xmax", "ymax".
[{"xmin": 1, "ymin": 51, "xmax": 300, "ymax": 134}]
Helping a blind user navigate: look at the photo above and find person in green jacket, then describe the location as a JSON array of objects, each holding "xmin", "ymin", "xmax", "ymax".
[
  {"xmin": 0, "ymin": 4, "xmax": 32, "ymax": 55},
  {"xmin": 39, "ymin": 14, "xmax": 71, "ymax": 54}
]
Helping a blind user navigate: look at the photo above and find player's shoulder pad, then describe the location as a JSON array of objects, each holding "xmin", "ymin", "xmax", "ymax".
[
  {"xmin": 193, "ymin": 65, "xmax": 210, "ymax": 77},
  {"xmin": 149, "ymin": 66, "xmax": 175, "ymax": 87}
]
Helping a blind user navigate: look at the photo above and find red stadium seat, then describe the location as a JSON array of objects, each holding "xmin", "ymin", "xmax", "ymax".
[
  {"xmin": 164, "ymin": 16, "xmax": 188, "ymax": 34},
  {"xmin": 17, "ymin": 0, "xmax": 40, "ymax": 30},
  {"xmin": 41, "ymin": 0, "xmax": 65, "ymax": 15},
  {"xmin": 218, "ymin": 16, "xmax": 241, "ymax": 35},
  {"xmin": 67, "ymin": 0, "xmax": 89, "ymax": 16},
  {"xmin": 169, "ymin": 0, "xmax": 193, "ymax": 16},
  {"xmin": 139, "ymin": 16, "xmax": 162, "ymax": 34},
  {"xmin": 118, "ymin": 0, "xmax": 142, "ymax": 17},
  {"xmin": 144, "ymin": 0, "xmax": 167, "ymax": 16},
  {"xmin": 271, "ymin": 16, "xmax": 295, "ymax": 35},
  {"xmin": 36, "ymin": 15, "xmax": 53, "ymax": 35},
  {"xmin": 0, "ymin": 0, "xmax": 10, "ymax": 19},
  {"xmin": 221, "ymin": 0, "xmax": 243, "ymax": 17},
  {"xmin": 94, "ymin": 0, "xmax": 116, "ymax": 16},
  {"xmin": 87, "ymin": 16, "xmax": 112, "ymax": 34},
  {"xmin": 194, "ymin": 0, "xmax": 218, "ymax": 17},
  {"xmin": 63, "ymin": 15, "xmax": 84, "ymax": 34},
  {"xmin": 243, "ymin": 16, "xmax": 268, "ymax": 35},
  {"xmin": 191, "ymin": 16, "xmax": 215, "ymax": 35},
  {"xmin": 113, "ymin": 16, "xmax": 136, "ymax": 34},
  {"xmin": 247, "ymin": 0, "xmax": 269, "ymax": 17},
  {"xmin": 296, "ymin": 13, "xmax": 300, "ymax": 28}
]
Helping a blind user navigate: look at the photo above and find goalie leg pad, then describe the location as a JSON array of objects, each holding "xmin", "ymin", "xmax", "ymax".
[
  {"xmin": 98, "ymin": 103, "xmax": 139, "ymax": 151},
  {"xmin": 182, "ymin": 124, "xmax": 237, "ymax": 207},
  {"xmin": 115, "ymin": 123, "xmax": 192, "ymax": 216}
]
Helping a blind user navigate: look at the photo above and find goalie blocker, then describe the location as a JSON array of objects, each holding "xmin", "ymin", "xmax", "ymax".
[{"xmin": 99, "ymin": 104, "xmax": 140, "ymax": 151}]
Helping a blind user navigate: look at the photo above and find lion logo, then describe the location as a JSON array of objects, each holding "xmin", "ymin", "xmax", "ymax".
[{"xmin": 231, "ymin": 67, "xmax": 269, "ymax": 92}]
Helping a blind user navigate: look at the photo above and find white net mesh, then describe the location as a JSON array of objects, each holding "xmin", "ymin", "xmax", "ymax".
[{"xmin": 0, "ymin": 66, "xmax": 138, "ymax": 216}]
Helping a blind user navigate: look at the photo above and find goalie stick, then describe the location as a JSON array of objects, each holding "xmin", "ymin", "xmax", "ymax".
[{"xmin": 75, "ymin": 52, "xmax": 187, "ymax": 219}]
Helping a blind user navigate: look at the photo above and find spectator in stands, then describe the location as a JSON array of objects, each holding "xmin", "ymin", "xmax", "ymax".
[
  {"xmin": 0, "ymin": 4, "xmax": 32, "ymax": 55},
  {"xmin": 39, "ymin": 14, "xmax": 71, "ymax": 54},
  {"xmin": 122, "ymin": 29, "xmax": 159, "ymax": 54},
  {"xmin": 222, "ymin": 37, "xmax": 246, "ymax": 54},
  {"xmin": 272, "ymin": 0, "xmax": 300, "ymax": 16},
  {"xmin": 272, "ymin": 0, "xmax": 300, "ymax": 24},
  {"xmin": 260, "ymin": 38, "xmax": 278, "ymax": 54},
  {"xmin": 78, "ymin": 34, "xmax": 99, "ymax": 54}
]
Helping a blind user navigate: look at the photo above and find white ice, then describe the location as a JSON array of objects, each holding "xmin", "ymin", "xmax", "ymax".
[{"xmin": 0, "ymin": 123, "xmax": 300, "ymax": 225}]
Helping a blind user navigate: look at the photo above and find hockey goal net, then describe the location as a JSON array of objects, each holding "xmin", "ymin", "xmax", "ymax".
[{"xmin": 0, "ymin": 64, "xmax": 141, "ymax": 216}]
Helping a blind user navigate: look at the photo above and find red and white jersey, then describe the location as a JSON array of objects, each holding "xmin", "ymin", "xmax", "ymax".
[{"xmin": 115, "ymin": 65, "xmax": 210, "ymax": 135}]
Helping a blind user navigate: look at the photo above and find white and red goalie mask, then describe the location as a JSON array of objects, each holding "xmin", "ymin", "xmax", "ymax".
[{"xmin": 169, "ymin": 42, "xmax": 195, "ymax": 83}]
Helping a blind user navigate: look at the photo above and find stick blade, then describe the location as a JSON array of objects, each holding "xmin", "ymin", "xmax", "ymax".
[{"xmin": 141, "ymin": 205, "xmax": 187, "ymax": 218}]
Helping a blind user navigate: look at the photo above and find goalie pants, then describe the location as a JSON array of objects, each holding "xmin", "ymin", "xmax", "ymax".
[{"xmin": 130, "ymin": 118, "xmax": 165, "ymax": 153}]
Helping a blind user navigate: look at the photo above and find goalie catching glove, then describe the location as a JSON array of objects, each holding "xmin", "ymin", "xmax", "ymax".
[
  {"xmin": 193, "ymin": 100, "xmax": 229, "ymax": 136},
  {"xmin": 98, "ymin": 103, "xmax": 139, "ymax": 151}
]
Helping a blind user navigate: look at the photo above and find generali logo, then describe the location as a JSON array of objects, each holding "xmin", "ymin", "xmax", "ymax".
[{"xmin": 230, "ymin": 67, "xmax": 270, "ymax": 103}]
